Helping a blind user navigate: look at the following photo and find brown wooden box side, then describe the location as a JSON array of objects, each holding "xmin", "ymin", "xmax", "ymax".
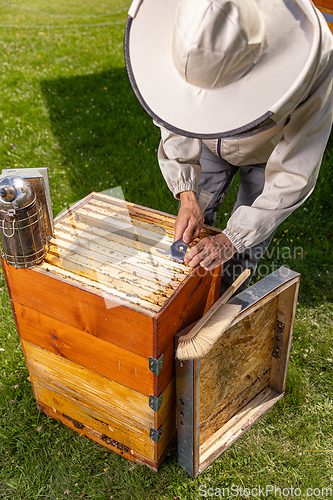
[
  {"xmin": 15, "ymin": 298, "xmax": 176, "ymax": 397},
  {"xmin": 30, "ymin": 370, "xmax": 156, "ymax": 460},
  {"xmin": 155, "ymin": 339, "xmax": 175, "ymax": 397},
  {"xmin": 155, "ymin": 376, "xmax": 176, "ymax": 430},
  {"xmin": 2, "ymin": 260, "xmax": 155, "ymax": 359},
  {"xmin": 314, "ymin": 1, "xmax": 333, "ymax": 11},
  {"xmin": 37, "ymin": 399, "xmax": 177, "ymax": 471},
  {"xmin": 157, "ymin": 405, "xmax": 177, "ymax": 461},
  {"xmin": 23, "ymin": 340, "xmax": 154, "ymax": 457},
  {"xmin": 15, "ymin": 302, "xmax": 155, "ymax": 396},
  {"xmin": 22, "ymin": 339, "xmax": 177, "ymax": 468},
  {"xmin": 38, "ymin": 401, "xmax": 159, "ymax": 471},
  {"xmin": 155, "ymin": 266, "xmax": 221, "ymax": 355},
  {"xmin": 22, "ymin": 339, "xmax": 154, "ymax": 428}
]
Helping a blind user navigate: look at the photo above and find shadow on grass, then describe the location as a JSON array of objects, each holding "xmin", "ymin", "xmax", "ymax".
[{"xmin": 40, "ymin": 67, "xmax": 178, "ymax": 216}]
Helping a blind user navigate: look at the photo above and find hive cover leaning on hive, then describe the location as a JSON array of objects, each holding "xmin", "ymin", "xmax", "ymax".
[{"xmin": 1, "ymin": 191, "xmax": 223, "ymax": 470}]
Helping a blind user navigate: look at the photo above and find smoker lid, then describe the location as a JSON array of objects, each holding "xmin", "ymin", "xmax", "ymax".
[{"xmin": 0, "ymin": 176, "xmax": 36, "ymax": 211}]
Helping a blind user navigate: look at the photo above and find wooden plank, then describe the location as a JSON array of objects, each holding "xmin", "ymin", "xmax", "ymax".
[
  {"xmin": 176, "ymin": 269, "xmax": 300, "ymax": 477},
  {"xmin": 199, "ymin": 297, "xmax": 278, "ymax": 445},
  {"xmin": 77, "ymin": 192, "xmax": 178, "ymax": 229},
  {"xmin": 39, "ymin": 401, "xmax": 159, "ymax": 470},
  {"xmin": 53, "ymin": 219, "xmax": 186, "ymax": 280},
  {"xmin": 203, "ymin": 266, "xmax": 222, "ymax": 315},
  {"xmin": 47, "ymin": 234, "xmax": 180, "ymax": 292},
  {"xmin": 75, "ymin": 192, "xmax": 221, "ymax": 238},
  {"xmin": 82, "ymin": 198, "xmax": 175, "ymax": 239},
  {"xmin": 155, "ymin": 267, "xmax": 217, "ymax": 355},
  {"xmin": 55, "ymin": 192, "xmax": 220, "ymax": 240},
  {"xmin": 22, "ymin": 339, "xmax": 154, "ymax": 428},
  {"xmin": 48, "ymin": 236, "xmax": 181, "ymax": 290},
  {"xmin": 30, "ymin": 377, "xmax": 156, "ymax": 460},
  {"xmin": 75, "ymin": 206, "xmax": 175, "ymax": 251},
  {"xmin": 75, "ymin": 204, "xmax": 219, "ymax": 258},
  {"xmin": 25, "ymin": 337, "xmax": 177, "ymax": 468},
  {"xmin": 72, "ymin": 209, "xmax": 190, "ymax": 278},
  {"xmin": 155, "ymin": 377, "xmax": 176, "ymax": 430},
  {"xmin": 198, "ymin": 387, "xmax": 284, "ymax": 473},
  {"xmin": 157, "ymin": 405, "xmax": 177, "ymax": 460},
  {"xmin": 45, "ymin": 246, "xmax": 175, "ymax": 309},
  {"xmin": 3, "ymin": 261, "xmax": 155, "ymax": 359},
  {"xmin": 15, "ymin": 302, "xmax": 155, "ymax": 396},
  {"xmin": 38, "ymin": 260, "xmax": 161, "ymax": 314},
  {"xmin": 54, "ymin": 192, "xmax": 94, "ymax": 224},
  {"xmin": 270, "ymin": 281, "xmax": 299, "ymax": 393},
  {"xmin": 314, "ymin": 1, "xmax": 333, "ymax": 11},
  {"xmin": 40, "ymin": 192, "xmax": 202, "ymax": 315},
  {"xmin": 155, "ymin": 339, "xmax": 175, "ymax": 396},
  {"xmin": 228, "ymin": 278, "xmax": 300, "ymax": 328},
  {"xmin": 33, "ymin": 387, "xmax": 155, "ymax": 461}
]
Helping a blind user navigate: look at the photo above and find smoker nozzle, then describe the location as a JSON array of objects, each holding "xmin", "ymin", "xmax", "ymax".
[{"xmin": 0, "ymin": 186, "xmax": 16, "ymax": 202}]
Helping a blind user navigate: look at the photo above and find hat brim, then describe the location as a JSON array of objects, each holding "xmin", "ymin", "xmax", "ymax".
[{"xmin": 125, "ymin": 0, "xmax": 320, "ymax": 139}]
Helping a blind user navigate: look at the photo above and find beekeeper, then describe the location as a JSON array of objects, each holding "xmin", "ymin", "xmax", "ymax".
[{"xmin": 125, "ymin": 0, "xmax": 333, "ymax": 291}]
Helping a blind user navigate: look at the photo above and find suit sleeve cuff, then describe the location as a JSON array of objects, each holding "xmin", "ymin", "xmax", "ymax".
[
  {"xmin": 222, "ymin": 228, "xmax": 247, "ymax": 254},
  {"xmin": 173, "ymin": 182, "xmax": 198, "ymax": 200}
]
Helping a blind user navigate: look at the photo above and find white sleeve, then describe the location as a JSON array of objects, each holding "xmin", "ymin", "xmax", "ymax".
[
  {"xmin": 223, "ymin": 31, "xmax": 333, "ymax": 253},
  {"xmin": 155, "ymin": 122, "xmax": 202, "ymax": 199}
]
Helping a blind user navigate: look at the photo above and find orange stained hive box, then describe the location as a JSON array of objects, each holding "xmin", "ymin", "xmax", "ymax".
[{"xmin": 2, "ymin": 192, "xmax": 222, "ymax": 471}]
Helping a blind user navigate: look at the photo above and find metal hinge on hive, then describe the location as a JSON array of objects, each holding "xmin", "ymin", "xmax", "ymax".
[
  {"xmin": 150, "ymin": 425, "xmax": 163, "ymax": 443},
  {"xmin": 272, "ymin": 320, "xmax": 285, "ymax": 358},
  {"xmin": 149, "ymin": 392, "xmax": 163, "ymax": 412},
  {"xmin": 149, "ymin": 354, "xmax": 164, "ymax": 376}
]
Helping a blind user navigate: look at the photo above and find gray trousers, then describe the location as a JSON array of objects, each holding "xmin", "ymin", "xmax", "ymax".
[{"xmin": 197, "ymin": 143, "xmax": 274, "ymax": 295}]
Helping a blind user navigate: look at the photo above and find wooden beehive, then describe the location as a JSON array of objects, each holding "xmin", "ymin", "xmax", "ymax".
[
  {"xmin": 2, "ymin": 192, "xmax": 222, "ymax": 471},
  {"xmin": 176, "ymin": 266, "xmax": 300, "ymax": 477}
]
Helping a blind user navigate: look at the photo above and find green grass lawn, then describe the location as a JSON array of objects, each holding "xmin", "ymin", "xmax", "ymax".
[{"xmin": 0, "ymin": 1, "xmax": 332, "ymax": 499}]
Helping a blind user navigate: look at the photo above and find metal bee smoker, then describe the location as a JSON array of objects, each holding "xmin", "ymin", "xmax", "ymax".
[{"xmin": 0, "ymin": 175, "xmax": 48, "ymax": 268}]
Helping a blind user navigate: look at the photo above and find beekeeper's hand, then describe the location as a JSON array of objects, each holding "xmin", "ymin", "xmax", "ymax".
[
  {"xmin": 174, "ymin": 191, "xmax": 204, "ymax": 243},
  {"xmin": 184, "ymin": 233, "xmax": 237, "ymax": 271}
]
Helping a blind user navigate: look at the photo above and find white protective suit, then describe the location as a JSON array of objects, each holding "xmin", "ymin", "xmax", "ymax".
[{"xmin": 156, "ymin": 11, "xmax": 333, "ymax": 253}]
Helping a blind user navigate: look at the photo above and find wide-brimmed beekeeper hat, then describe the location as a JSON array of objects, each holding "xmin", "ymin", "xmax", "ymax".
[{"xmin": 124, "ymin": 0, "xmax": 321, "ymax": 139}]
